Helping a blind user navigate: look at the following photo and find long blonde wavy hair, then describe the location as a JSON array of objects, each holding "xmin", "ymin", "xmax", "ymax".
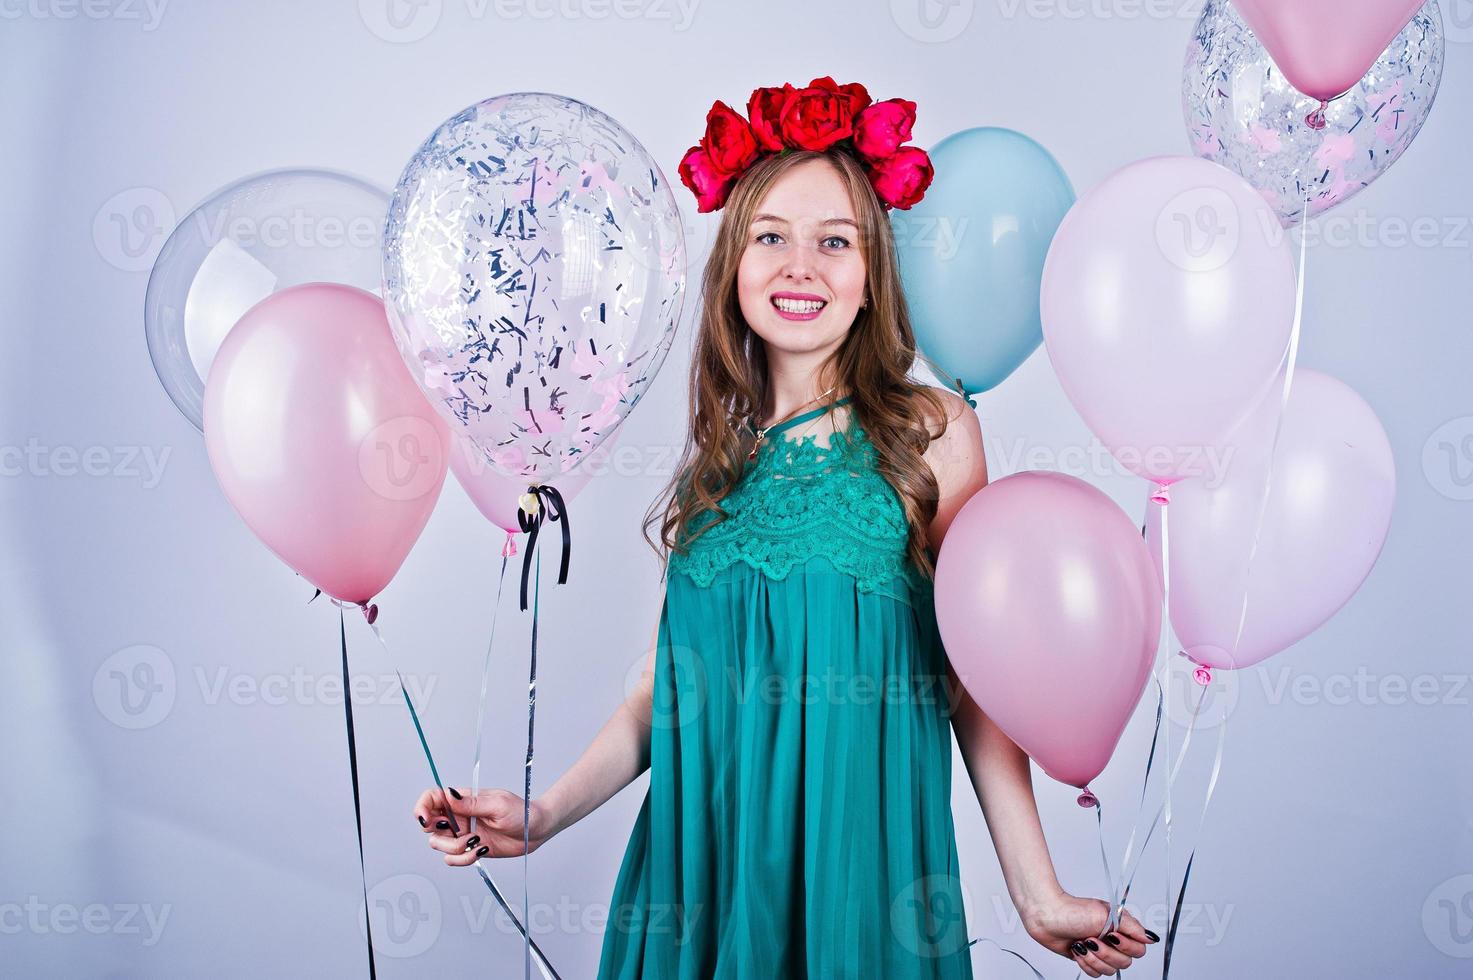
[{"xmin": 642, "ymin": 148, "xmax": 954, "ymax": 581}]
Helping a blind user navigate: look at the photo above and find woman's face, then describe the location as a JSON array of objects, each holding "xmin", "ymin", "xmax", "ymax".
[{"xmin": 736, "ymin": 159, "xmax": 867, "ymax": 362}]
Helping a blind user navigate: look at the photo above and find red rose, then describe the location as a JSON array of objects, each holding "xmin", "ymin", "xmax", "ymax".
[
  {"xmin": 853, "ymin": 99, "xmax": 917, "ymax": 163},
  {"xmin": 699, "ymin": 100, "xmax": 759, "ymax": 176},
  {"xmin": 865, "ymin": 146, "xmax": 934, "ymax": 210},
  {"xmin": 678, "ymin": 144, "xmax": 736, "ymax": 213},
  {"xmin": 778, "ymin": 76, "xmax": 871, "ymax": 151},
  {"xmin": 809, "ymin": 76, "xmax": 871, "ymax": 114},
  {"xmin": 746, "ymin": 84, "xmax": 795, "ymax": 152}
]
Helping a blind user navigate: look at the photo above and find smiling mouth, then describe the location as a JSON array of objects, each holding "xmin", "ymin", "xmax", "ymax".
[{"xmin": 771, "ymin": 296, "xmax": 827, "ymax": 315}]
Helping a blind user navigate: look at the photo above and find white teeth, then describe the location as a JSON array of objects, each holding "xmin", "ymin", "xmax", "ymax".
[{"xmin": 773, "ymin": 297, "xmax": 826, "ymax": 314}]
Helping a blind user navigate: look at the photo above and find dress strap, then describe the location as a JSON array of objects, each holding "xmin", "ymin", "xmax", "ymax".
[{"xmin": 751, "ymin": 395, "xmax": 853, "ymax": 436}]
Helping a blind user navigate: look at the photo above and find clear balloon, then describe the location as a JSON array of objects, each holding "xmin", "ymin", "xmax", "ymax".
[
  {"xmin": 1184, "ymin": 0, "xmax": 1443, "ymax": 226},
  {"xmin": 145, "ymin": 169, "xmax": 390, "ymax": 431},
  {"xmin": 448, "ymin": 428, "xmax": 611, "ymax": 532},
  {"xmin": 383, "ymin": 92, "xmax": 686, "ymax": 483}
]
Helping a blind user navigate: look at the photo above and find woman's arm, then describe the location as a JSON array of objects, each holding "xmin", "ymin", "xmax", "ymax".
[
  {"xmin": 417, "ymin": 585, "xmax": 665, "ymax": 865},
  {"xmin": 537, "ymin": 586, "xmax": 665, "ymax": 838},
  {"xmin": 923, "ymin": 392, "xmax": 1155, "ymax": 976}
]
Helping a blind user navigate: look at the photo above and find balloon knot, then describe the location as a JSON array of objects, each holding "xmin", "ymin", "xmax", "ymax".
[
  {"xmin": 1193, "ymin": 665, "xmax": 1213, "ymax": 686},
  {"xmin": 502, "ymin": 532, "xmax": 519, "ymax": 558},
  {"xmin": 1305, "ymin": 100, "xmax": 1328, "ymax": 131},
  {"xmin": 1076, "ymin": 789, "xmax": 1099, "ymax": 808}
]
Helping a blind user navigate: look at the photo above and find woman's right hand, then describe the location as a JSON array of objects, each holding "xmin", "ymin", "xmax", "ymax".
[{"xmin": 413, "ymin": 786, "xmax": 556, "ymax": 867}]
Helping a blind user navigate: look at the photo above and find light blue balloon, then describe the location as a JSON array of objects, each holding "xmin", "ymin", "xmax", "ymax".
[{"xmin": 893, "ymin": 127, "xmax": 1074, "ymax": 399}]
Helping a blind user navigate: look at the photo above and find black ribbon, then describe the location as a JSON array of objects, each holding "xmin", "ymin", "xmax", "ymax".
[
  {"xmin": 516, "ymin": 484, "xmax": 571, "ymax": 612},
  {"xmin": 338, "ymin": 607, "xmax": 378, "ymax": 980}
]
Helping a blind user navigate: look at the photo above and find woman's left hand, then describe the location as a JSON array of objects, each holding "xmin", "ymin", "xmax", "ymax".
[{"xmin": 1021, "ymin": 892, "xmax": 1158, "ymax": 977}]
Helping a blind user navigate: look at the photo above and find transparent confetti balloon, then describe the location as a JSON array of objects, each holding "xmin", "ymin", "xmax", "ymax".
[
  {"xmin": 145, "ymin": 169, "xmax": 390, "ymax": 431},
  {"xmin": 383, "ymin": 92, "xmax": 687, "ymax": 482},
  {"xmin": 1184, "ymin": 0, "xmax": 1443, "ymax": 226}
]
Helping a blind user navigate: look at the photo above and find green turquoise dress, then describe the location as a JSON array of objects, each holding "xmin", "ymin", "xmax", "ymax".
[{"xmin": 597, "ymin": 396, "xmax": 974, "ymax": 979}]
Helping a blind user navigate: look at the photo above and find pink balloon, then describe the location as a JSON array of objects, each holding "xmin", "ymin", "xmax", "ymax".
[
  {"xmin": 204, "ymin": 283, "xmax": 449, "ymax": 605},
  {"xmin": 1145, "ymin": 369, "xmax": 1395, "ymax": 670},
  {"xmin": 1041, "ymin": 155, "xmax": 1298, "ymax": 487},
  {"xmin": 1231, "ymin": 0, "xmax": 1427, "ymax": 102},
  {"xmin": 935, "ymin": 472, "xmax": 1162, "ymax": 789},
  {"xmin": 448, "ymin": 430, "xmax": 613, "ymax": 532}
]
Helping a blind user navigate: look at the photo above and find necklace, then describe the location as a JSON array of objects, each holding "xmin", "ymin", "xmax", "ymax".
[{"xmin": 747, "ymin": 384, "xmax": 838, "ymax": 461}]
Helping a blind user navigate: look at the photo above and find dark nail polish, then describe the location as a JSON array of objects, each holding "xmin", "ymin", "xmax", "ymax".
[
  {"xmin": 1085, "ymin": 939, "xmax": 1100, "ymax": 952},
  {"xmin": 464, "ymin": 835, "xmax": 481, "ymax": 849},
  {"xmin": 475, "ymin": 845, "xmax": 489, "ymax": 858},
  {"xmin": 1070, "ymin": 941, "xmax": 1087, "ymax": 956},
  {"xmin": 1144, "ymin": 929, "xmax": 1160, "ymax": 943},
  {"xmin": 447, "ymin": 786, "xmax": 463, "ymax": 800},
  {"xmin": 417, "ymin": 815, "xmax": 427, "ymax": 828},
  {"xmin": 435, "ymin": 820, "xmax": 450, "ymax": 830},
  {"xmin": 1103, "ymin": 933, "xmax": 1120, "ymax": 947}
]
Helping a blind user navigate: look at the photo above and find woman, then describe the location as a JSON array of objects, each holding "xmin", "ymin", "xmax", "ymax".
[{"xmin": 414, "ymin": 78, "xmax": 1156, "ymax": 977}]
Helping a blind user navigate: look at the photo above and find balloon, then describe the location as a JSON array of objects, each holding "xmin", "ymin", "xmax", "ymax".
[
  {"xmin": 204, "ymin": 283, "xmax": 449, "ymax": 605},
  {"xmin": 893, "ymin": 127, "xmax": 1075, "ymax": 397},
  {"xmin": 1040, "ymin": 155, "xmax": 1298, "ymax": 487},
  {"xmin": 935, "ymin": 471, "xmax": 1161, "ymax": 790},
  {"xmin": 1229, "ymin": 0, "xmax": 1429, "ymax": 102},
  {"xmin": 449, "ymin": 429, "xmax": 612, "ymax": 532},
  {"xmin": 146, "ymin": 169, "xmax": 390, "ymax": 431},
  {"xmin": 1185, "ymin": 0, "xmax": 1444, "ymax": 226},
  {"xmin": 1145, "ymin": 369, "xmax": 1395, "ymax": 671},
  {"xmin": 383, "ymin": 92, "xmax": 686, "ymax": 483}
]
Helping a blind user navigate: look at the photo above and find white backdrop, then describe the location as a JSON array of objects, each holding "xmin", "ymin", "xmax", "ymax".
[{"xmin": 2, "ymin": 1, "xmax": 1471, "ymax": 976}]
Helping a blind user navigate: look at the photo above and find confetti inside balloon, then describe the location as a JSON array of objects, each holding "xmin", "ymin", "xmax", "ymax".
[
  {"xmin": 1183, "ymin": 0, "xmax": 1443, "ymax": 226},
  {"xmin": 383, "ymin": 92, "xmax": 687, "ymax": 482}
]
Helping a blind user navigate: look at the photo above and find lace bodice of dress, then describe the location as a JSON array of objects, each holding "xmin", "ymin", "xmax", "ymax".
[{"xmin": 668, "ymin": 398, "xmax": 928, "ymax": 594}]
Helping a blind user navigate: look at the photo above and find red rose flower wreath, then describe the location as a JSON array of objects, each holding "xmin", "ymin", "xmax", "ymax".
[{"xmin": 677, "ymin": 76, "xmax": 935, "ymax": 213}]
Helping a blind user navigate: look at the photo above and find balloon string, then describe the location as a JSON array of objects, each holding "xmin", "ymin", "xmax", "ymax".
[
  {"xmin": 1160, "ymin": 182, "xmax": 1311, "ymax": 977},
  {"xmin": 523, "ymin": 547, "xmax": 542, "ymax": 980},
  {"xmin": 470, "ymin": 543, "xmax": 513, "ymax": 841},
  {"xmin": 332, "ymin": 598, "xmax": 562, "ymax": 980},
  {"xmin": 336, "ymin": 607, "xmax": 379, "ymax": 980}
]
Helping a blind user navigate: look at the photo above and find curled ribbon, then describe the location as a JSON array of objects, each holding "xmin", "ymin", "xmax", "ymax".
[{"xmin": 517, "ymin": 484, "xmax": 571, "ymax": 612}]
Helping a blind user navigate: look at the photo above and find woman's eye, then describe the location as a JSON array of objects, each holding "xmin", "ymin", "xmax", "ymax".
[
  {"xmin": 822, "ymin": 235, "xmax": 851, "ymax": 249},
  {"xmin": 756, "ymin": 231, "xmax": 782, "ymax": 245}
]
